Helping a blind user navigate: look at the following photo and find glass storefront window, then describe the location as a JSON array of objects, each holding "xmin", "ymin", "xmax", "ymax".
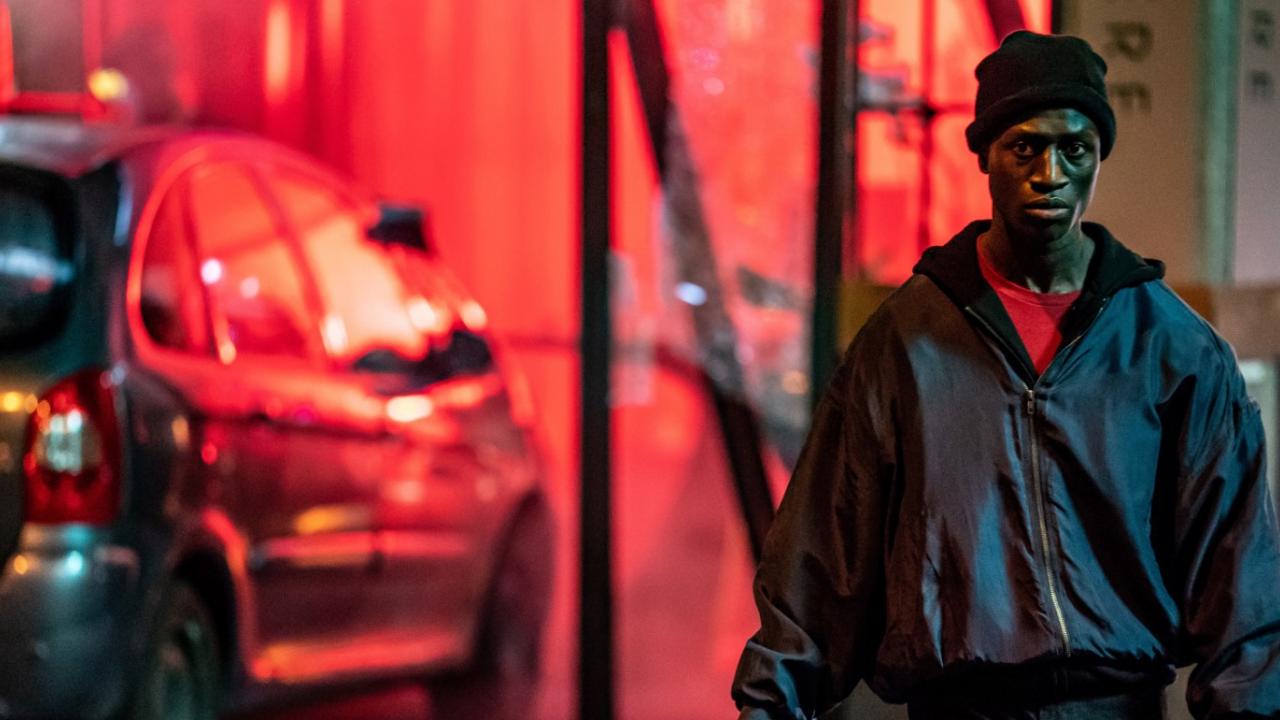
[{"xmin": 854, "ymin": 0, "xmax": 1052, "ymax": 284}]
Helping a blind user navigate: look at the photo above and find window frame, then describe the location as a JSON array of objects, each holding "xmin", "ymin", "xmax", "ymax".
[
  {"xmin": 135, "ymin": 170, "xmax": 216, "ymax": 358},
  {"xmin": 181, "ymin": 159, "xmax": 329, "ymax": 369}
]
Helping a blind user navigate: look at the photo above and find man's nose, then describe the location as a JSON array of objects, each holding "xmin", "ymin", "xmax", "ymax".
[{"xmin": 1029, "ymin": 148, "xmax": 1069, "ymax": 191}]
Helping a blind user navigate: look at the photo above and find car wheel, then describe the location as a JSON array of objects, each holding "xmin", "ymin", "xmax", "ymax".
[
  {"xmin": 429, "ymin": 502, "xmax": 553, "ymax": 720},
  {"xmin": 126, "ymin": 581, "xmax": 221, "ymax": 720}
]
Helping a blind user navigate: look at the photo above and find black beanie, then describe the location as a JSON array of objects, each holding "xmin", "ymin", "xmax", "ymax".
[{"xmin": 965, "ymin": 30, "xmax": 1116, "ymax": 160}]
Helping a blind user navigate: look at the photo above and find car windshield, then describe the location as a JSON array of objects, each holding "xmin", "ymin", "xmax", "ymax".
[{"xmin": 0, "ymin": 186, "xmax": 73, "ymax": 345}]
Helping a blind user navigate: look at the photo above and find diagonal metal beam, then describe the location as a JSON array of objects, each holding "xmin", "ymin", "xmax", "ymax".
[
  {"xmin": 620, "ymin": 0, "xmax": 775, "ymax": 563},
  {"xmin": 984, "ymin": 0, "xmax": 1028, "ymax": 40}
]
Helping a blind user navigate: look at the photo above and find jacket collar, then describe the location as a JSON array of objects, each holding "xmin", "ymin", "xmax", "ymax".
[{"xmin": 912, "ymin": 220, "xmax": 1166, "ymax": 382}]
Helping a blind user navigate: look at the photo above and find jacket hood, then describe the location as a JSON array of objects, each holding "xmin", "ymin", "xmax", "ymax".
[
  {"xmin": 913, "ymin": 220, "xmax": 1165, "ymax": 306},
  {"xmin": 911, "ymin": 221, "xmax": 1165, "ymax": 381}
]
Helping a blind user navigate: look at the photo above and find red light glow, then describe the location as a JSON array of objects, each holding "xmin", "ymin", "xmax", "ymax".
[
  {"xmin": 431, "ymin": 376, "xmax": 495, "ymax": 410},
  {"xmin": 200, "ymin": 441, "xmax": 219, "ymax": 466},
  {"xmin": 458, "ymin": 299, "xmax": 488, "ymax": 332},
  {"xmin": 0, "ymin": 2, "xmax": 14, "ymax": 103},
  {"xmin": 386, "ymin": 394, "xmax": 435, "ymax": 424},
  {"xmin": 406, "ymin": 296, "xmax": 449, "ymax": 336},
  {"xmin": 264, "ymin": 0, "xmax": 292, "ymax": 105},
  {"xmin": 382, "ymin": 478, "xmax": 427, "ymax": 506},
  {"xmin": 255, "ymin": 634, "xmax": 454, "ymax": 684},
  {"xmin": 22, "ymin": 370, "xmax": 122, "ymax": 525}
]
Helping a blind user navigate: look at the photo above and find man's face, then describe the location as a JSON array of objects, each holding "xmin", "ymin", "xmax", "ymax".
[{"xmin": 981, "ymin": 108, "xmax": 1101, "ymax": 245}]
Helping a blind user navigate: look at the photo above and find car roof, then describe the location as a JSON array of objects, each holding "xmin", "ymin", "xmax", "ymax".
[
  {"xmin": 0, "ymin": 117, "xmax": 237, "ymax": 178},
  {"xmin": 0, "ymin": 116, "xmax": 378, "ymax": 223}
]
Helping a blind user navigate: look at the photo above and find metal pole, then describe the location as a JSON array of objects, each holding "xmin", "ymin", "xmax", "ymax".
[
  {"xmin": 811, "ymin": 0, "xmax": 852, "ymax": 409},
  {"xmin": 580, "ymin": 0, "xmax": 614, "ymax": 717},
  {"xmin": 917, "ymin": 0, "xmax": 936, "ymax": 256}
]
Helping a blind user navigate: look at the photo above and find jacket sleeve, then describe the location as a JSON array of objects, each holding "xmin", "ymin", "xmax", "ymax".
[
  {"xmin": 730, "ymin": 350, "xmax": 890, "ymax": 720},
  {"xmin": 1176, "ymin": 350, "xmax": 1280, "ymax": 719}
]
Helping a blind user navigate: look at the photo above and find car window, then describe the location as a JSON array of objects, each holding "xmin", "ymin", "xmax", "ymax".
[
  {"xmin": 184, "ymin": 163, "xmax": 317, "ymax": 364},
  {"xmin": 139, "ymin": 186, "xmax": 211, "ymax": 354},
  {"xmin": 267, "ymin": 169, "xmax": 425, "ymax": 367},
  {"xmin": 0, "ymin": 180, "xmax": 73, "ymax": 346},
  {"xmin": 383, "ymin": 244, "xmax": 496, "ymax": 385}
]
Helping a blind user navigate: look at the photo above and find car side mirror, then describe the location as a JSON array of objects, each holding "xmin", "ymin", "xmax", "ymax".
[{"xmin": 368, "ymin": 202, "xmax": 435, "ymax": 255}]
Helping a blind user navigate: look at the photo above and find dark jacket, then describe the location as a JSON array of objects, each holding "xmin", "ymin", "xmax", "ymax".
[{"xmin": 732, "ymin": 221, "xmax": 1280, "ymax": 719}]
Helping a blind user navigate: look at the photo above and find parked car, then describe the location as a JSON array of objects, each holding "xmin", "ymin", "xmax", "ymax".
[{"xmin": 0, "ymin": 116, "xmax": 552, "ymax": 720}]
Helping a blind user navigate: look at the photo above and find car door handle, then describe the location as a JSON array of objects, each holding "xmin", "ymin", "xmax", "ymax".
[
  {"xmin": 248, "ymin": 400, "xmax": 287, "ymax": 425},
  {"xmin": 250, "ymin": 401, "xmax": 322, "ymax": 428},
  {"xmin": 248, "ymin": 395, "xmax": 279, "ymax": 421}
]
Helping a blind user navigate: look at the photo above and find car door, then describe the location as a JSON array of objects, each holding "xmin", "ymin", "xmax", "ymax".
[
  {"xmin": 372, "ymin": 245, "xmax": 532, "ymax": 651},
  {"xmin": 178, "ymin": 160, "xmax": 384, "ymax": 679},
  {"xmin": 257, "ymin": 162, "xmax": 464, "ymax": 664},
  {"xmin": 261, "ymin": 164, "xmax": 534, "ymax": 667}
]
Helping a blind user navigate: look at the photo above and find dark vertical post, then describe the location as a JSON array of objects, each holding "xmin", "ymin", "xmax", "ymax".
[
  {"xmin": 811, "ymin": 0, "xmax": 852, "ymax": 409},
  {"xmin": 917, "ymin": 0, "xmax": 936, "ymax": 256},
  {"xmin": 580, "ymin": 0, "xmax": 614, "ymax": 718},
  {"xmin": 1051, "ymin": 0, "xmax": 1064, "ymax": 34}
]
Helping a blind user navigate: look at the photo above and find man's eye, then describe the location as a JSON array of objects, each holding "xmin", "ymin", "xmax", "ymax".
[
  {"xmin": 1011, "ymin": 141, "xmax": 1034, "ymax": 157},
  {"xmin": 1062, "ymin": 142, "xmax": 1088, "ymax": 158}
]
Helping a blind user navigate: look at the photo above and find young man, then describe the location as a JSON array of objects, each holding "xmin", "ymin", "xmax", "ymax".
[{"xmin": 731, "ymin": 31, "xmax": 1280, "ymax": 720}]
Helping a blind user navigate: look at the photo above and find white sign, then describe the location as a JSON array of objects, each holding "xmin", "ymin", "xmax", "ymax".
[{"xmin": 1234, "ymin": 1, "xmax": 1280, "ymax": 285}]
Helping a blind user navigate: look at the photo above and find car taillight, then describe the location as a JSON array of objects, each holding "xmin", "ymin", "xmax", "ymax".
[{"xmin": 22, "ymin": 369, "xmax": 122, "ymax": 525}]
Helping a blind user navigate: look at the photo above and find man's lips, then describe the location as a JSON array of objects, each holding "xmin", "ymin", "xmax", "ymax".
[
  {"xmin": 1025, "ymin": 197, "xmax": 1070, "ymax": 209},
  {"xmin": 1023, "ymin": 197, "xmax": 1072, "ymax": 220}
]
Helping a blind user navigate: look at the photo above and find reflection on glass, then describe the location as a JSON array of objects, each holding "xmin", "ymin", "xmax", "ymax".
[
  {"xmin": 646, "ymin": 0, "xmax": 820, "ymax": 463},
  {"xmin": 188, "ymin": 164, "xmax": 317, "ymax": 362},
  {"xmin": 273, "ymin": 170, "xmax": 426, "ymax": 366}
]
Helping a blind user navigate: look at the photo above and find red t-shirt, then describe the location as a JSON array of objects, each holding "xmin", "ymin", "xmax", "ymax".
[{"xmin": 977, "ymin": 245, "xmax": 1081, "ymax": 375}]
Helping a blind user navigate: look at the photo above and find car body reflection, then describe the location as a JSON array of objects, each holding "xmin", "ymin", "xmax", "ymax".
[{"xmin": 0, "ymin": 117, "xmax": 552, "ymax": 720}]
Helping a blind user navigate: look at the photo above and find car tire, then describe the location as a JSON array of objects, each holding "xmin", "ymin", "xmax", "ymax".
[
  {"xmin": 428, "ymin": 502, "xmax": 553, "ymax": 720},
  {"xmin": 124, "ymin": 580, "xmax": 221, "ymax": 720}
]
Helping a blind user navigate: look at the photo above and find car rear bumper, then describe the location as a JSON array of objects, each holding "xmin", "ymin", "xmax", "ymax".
[{"xmin": 0, "ymin": 528, "xmax": 142, "ymax": 720}]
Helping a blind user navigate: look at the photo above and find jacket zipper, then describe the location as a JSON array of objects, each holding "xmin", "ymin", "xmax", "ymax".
[
  {"xmin": 964, "ymin": 297, "xmax": 1113, "ymax": 657},
  {"xmin": 1028, "ymin": 298, "xmax": 1112, "ymax": 655},
  {"xmin": 1024, "ymin": 387, "xmax": 1071, "ymax": 655}
]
